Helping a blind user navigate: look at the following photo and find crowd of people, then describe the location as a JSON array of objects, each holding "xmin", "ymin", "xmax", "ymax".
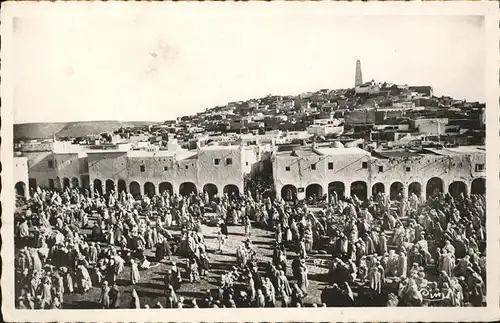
[{"xmin": 14, "ymin": 180, "xmax": 486, "ymax": 309}]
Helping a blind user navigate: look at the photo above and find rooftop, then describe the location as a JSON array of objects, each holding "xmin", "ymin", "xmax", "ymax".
[
  {"xmin": 424, "ymin": 145, "xmax": 485, "ymax": 156},
  {"xmin": 372, "ymin": 150, "xmax": 422, "ymax": 159},
  {"xmin": 276, "ymin": 146, "xmax": 369, "ymax": 157},
  {"xmin": 201, "ymin": 145, "xmax": 240, "ymax": 151},
  {"xmin": 316, "ymin": 147, "xmax": 370, "ymax": 156},
  {"xmin": 275, "ymin": 147, "xmax": 321, "ymax": 158},
  {"xmin": 126, "ymin": 150, "xmax": 178, "ymax": 157}
]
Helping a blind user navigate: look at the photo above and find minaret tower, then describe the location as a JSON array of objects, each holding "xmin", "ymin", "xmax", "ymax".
[{"xmin": 355, "ymin": 59, "xmax": 363, "ymax": 87}]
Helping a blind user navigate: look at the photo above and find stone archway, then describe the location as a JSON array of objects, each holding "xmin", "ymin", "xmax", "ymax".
[
  {"xmin": 105, "ymin": 179, "xmax": 115, "ymax": 195},
  {"xmin": 426, "ymin": 177, "xmax": 444, "ymax": 198},
  {"xmin": 62, "ymin": 177, "xmax": 70, "ymax": 190},
  {"xmin": 93, "ymin": 179, "xmax": 103, "ymax": 196},
  {"xmin": 129, "ymin": 181, "xmax": 141, "ymax": 198},
  {"xmin": 471, "ymin": 178, "xmax": 485, "ymax": 195},
  {"xmin": 49, "ymin": 178, "xmax": 55, "ymax": 190},
  {"xmin": 81, "ymin": 175, "xmax": 90, "ymax": 192},
  {"xmin": 372, "ymin": 182, "xmax": 385, "ymax": 196},
  {"xmin": 203, "ymin": 183, "xmax": 218, "ymax": 199},
  {"xmin": 15, "ymin": 181, "xmax": 26, "ymax": 197},
  {"xmin": 328, "ymin": 181, "xmax": 345, "ymax": 199},
  {"xmin": 449, "ymin": 181, "xmax": 467, "ymax": 197},
  {"xmin": 351, "ymin": 181, "xmax": 367, "ymax": 200},
  {"xmin": 159, "ymin": 182, "xmax": 173, "ymax": 195},
  {"xmin": 281, "ymin": 184, "xmax": 297, "ymax": 202},
  {"xmin": 408, "ymin": 182, "xmax": 422, "ymax": 198},
  {"xmin": 224, "ymin": 184, "xmax": 240, "ymax": 197},
  {"xmin": 390, "ymin": 182, "xmax": 404, "ymax": 200},
  {"xmin": 144, "ymin": 182, "xmax": 156, "ymax": 197},
  {"xmin": 179, "ymin": 182, "xmax": 197, "ymax": 196},
  {"xmin": 54, "ymin": 177, "xmax": 61, "ymax": 190},
  {"xmin": 72, "ymin": 177, "xmax": 80, "ymax": 189},
  {"xmin": 117, "ymin": 179, "xmax": 127, "ymax": 193},
  {"xmin": 306, "ymin": 183, "xmax": 323, "ymax": 200}
]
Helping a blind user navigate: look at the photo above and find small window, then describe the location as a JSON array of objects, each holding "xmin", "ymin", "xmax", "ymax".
[
  {"xmin": 164, "ymin": 166, "xmax": 168, "ymax": 171},
  {"xmin": 48, "ymin": 160, "xmax": 54, "ymax": 169},
  {"xmin": 378, "ymin": 165, "xmax": 384, "ymax": 172},
  {"xmin": 140, "ymin": 165, "xmax": 145, "ymax": 172},
  {"xmin": 328, "ymin": 162, "xmax": 333, "ymax": 170},
  {"xmin": 285, "ymin": 166, "xmax": 290, "ymax": 171},
  {"xmin": 406, "ymin": 166, "xmax": 411, "ymax": 172},
  {"xmin": 246, "ymin": 162, "xmax": 249, "ymax": 166},
  {"xmin": 214, "ymin": 158, "xmax": 220, "ymax": 165},
  {"xmin": 311, "ymin": 164, "xmax": 316, "ymax": 170},
  {"xmin": 475, "ymin": 164, "xmax": 485, "ymax": 172},
  {"xmin": 185, "ymin": 165, "xmax": 189, "ymax": 170},
  {"xmin": 362, "ymin": 162, "xmax": 368, "ymax": 169},
  {"xmin": 226, "ymin": 158, "xmax": 233, "ymax": 165}
]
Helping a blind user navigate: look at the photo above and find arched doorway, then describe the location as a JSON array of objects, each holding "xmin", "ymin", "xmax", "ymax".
[
  {"xmin": 55, "ymin": 177, "xmax": 62, "ymax": 190},
  {"xmin": 306, "ymin": 184, "xmax": 323, "ymax": 200},
  {"xmin": 72, "ymin": 177, "xmax": 79, "ymax": 189},
  {"xmin": 224, "ymin": 184, "xmax": 240, "ymax": 197},
  {"xmin": 351, "ymin": 181, "xmax": 367, "ymax": 200},
  {"xmin": 106, "ymin": 179, "xmax": 115, "ymax": 195},
  {"xmin": 63, "ymin": 177, "xmax": 70, "ymax": 190},
  {"xmin": 449, "ymin": 181, "xmax": 467, "ymax": 197},
  {"xmin": 81, "ymin": 175, "xmax": 90, "ymax": 192},
  {"xmin": 372, "ymin": 182, "xmax": 385, "ymax": 196},
  {"xmin": 390, "ymin": 182, "xmax": 404, "ymax": 200},
  {"xmin": 129, "ymin": 181, "xmax": 141, "ymax": 198},
  {"xmin": 93, "ymin": 179, "xmax": 103, "ymax": 196},
  {"xmin": 471, "ymin": 178, "xmax": 486, "ymax": 195},
  {"xmin": 426, "ymin": 177, "xmax": 444, "ymax": 198},
  {"xmin": 15, "ymin": 181, "xmax": 26, "ymax": 197},
  {"xmin": 408, "ymin": 182, "xmax": 422, "ymax": 198},
  {"xmin": 49, "ymin": 178, "xmax": 55, "ymax": 190},
  {"xmin": 328, "ymin": 182, "xmax": 345, "ymax": 199},
  {"xmin": 281, "ymin": 184, "xmax": 297, "ymax": 202},
  {"xmin": 144, "ymin": 182, "xmax": 156, "ymax": 197},
  {"xmin": 203, "ymin": 183, "xmax": 218, "ymax": 199},
  {"xmin": 117, "ymin": 179, "xmax": 127, "ymax": 193},
  {"xmin": 159, "ymin": 182, "xmax": 173, "ymax": 195},
  {"xmin": 180, "ymin": 182, "xmax": 197, "ymax": 196}
]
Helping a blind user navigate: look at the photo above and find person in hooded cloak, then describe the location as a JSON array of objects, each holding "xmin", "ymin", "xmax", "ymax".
[
  {"xmin": 99, "ymin": 280, "xmax": 111, "ymax": 309},
  {"xmin": 130, "ymin": 259, "xmax": 140, "ymax": 285},
  {"xmin": 130, "ymin": 289, "xmax": 141, "ymax": 309},
  {"xmin": 109, "ymin": 283, "xmax": 121, "ymax": 308}
]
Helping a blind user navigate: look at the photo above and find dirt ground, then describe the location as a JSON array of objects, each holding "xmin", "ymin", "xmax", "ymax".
[{"xmin": 62, "ymin": 223, "xmax": 331, "ymax": 309}]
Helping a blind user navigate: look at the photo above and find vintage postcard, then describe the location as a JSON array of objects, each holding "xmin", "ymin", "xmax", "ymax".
[{"xmin": 1, "ymin": 1, "xmax": 499, "ymax": 322}]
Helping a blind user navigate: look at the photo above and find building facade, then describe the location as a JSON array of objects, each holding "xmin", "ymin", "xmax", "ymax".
[
  {"xmin": 14, "ymin": 156, "xmax": 30, "ymax": 198},
  {"xmin": 15, "ymin": 139, "xmax": 486, "ymax": 203},
  {"xmin": 273, "ymin": 144, "xmax": 486, "ymax": 202},
  {"xmin": 17, "ymin": 141, "xmax": 263, "ymax": 199}
]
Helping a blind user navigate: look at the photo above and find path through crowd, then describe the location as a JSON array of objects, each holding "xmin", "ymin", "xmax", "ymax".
[{"xmin": 62, "ymin": 221, "xmax": 330, "ymax": 308}]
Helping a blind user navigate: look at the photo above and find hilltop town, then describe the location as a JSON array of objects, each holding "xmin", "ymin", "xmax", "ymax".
[
  {"xmin": 15, "ymin": 60, "xmax": 486, "ymax": 201},
  {"xmin": 14, "ymin": 74, "xmax": 485, "ymax": 150},
  {"xmin": 12, "ymin": 60, "xmax": 487, "ymax": 310}
]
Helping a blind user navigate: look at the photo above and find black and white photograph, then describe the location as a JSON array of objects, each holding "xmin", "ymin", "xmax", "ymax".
[{"xmin": 2, "ymin": 1, "xmax": 499, "ymax": 322}]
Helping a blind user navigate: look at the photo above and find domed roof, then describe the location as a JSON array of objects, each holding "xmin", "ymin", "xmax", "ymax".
[{"xmin": 332, "ymin": 141, "xmax": 344, "ymax": 148}]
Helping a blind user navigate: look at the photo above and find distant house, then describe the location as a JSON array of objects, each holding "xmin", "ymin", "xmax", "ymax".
[
  {"xmin": 409, "ymin": 86, "xmax": 433, "ymax": 97},
  {"xmin": 355, "ymin": 80, "xmax": 381, "ymax": 95},
  {"xmin": 344, "ymin": 109, "xmax": 376, "ymax": 126}
]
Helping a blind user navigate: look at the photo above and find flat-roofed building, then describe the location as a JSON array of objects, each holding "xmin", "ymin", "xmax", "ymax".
[
  {"xmin": 14, "ymin": 156, "xmax": 30, "ymax": 199},
  {"xmin": 274, "ymin": 143, "xmax": 485, "ymax": 202},
  {"xmin": 18, "ymin": 139, "xmax": 263, "ymax": 200}
]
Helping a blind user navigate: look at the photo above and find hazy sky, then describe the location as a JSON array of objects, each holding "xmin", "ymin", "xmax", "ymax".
[{"xmin": 10, "ymin": 6, "xmax": 485, "ymax": 124}]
